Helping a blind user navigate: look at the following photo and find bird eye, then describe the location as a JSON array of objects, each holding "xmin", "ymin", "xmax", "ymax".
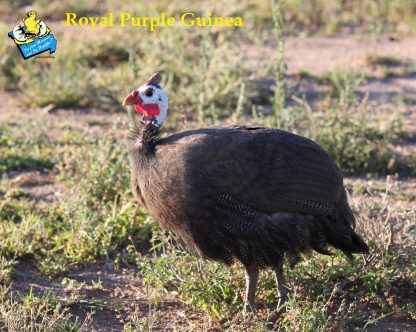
[{"xmin": 145, "ymin": 89, "xmax": 153, "ymax": 97}]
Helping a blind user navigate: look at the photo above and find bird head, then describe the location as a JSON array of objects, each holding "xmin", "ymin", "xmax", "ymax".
[{"xmin": 123, "ymin": 72, "xmax": 168, "ymax": 127}]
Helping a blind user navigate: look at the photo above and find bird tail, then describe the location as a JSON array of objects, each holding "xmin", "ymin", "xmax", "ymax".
[
  {"xmin": 264, "ymin": 207, "xmax": 368, "ymax": 265},
  {"xmin": 334, "ymin": 189, "xmax": 356, "ymax": 229},
  {"xmin": 320, "ymin": 214, "xmax": 369, "ymax": 263},
  {"xmin": 325, "ymin": 191, "xmax": 369, "ymax": 262}
]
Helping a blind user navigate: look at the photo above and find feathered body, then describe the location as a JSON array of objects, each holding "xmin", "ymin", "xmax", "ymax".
[
  {"xmin": 124, "ymin": 73, "xmax": 368, "ymax": 320},
  {"xmin": 128, "ymin": 124, "xmax": 368, "ymax": 268}
]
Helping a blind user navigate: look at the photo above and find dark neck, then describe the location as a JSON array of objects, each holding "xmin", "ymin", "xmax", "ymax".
[{"xmin": 128, "ymin": 122, "xmax": 161, "ymax": 155}]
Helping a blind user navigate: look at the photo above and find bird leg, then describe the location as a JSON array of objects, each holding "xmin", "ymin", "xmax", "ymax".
[
  {"xmin": 267, "ymin": 262, "xmax": 289, "ymax": 324},
  {"xmin": 243, "ymin": 265, "xmax": 259, "ymax": 312}
]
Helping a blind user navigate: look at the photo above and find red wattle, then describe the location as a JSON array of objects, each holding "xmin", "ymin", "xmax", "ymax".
[
  {"xmin": 134, "ymin": 103, "xmax": 160, "ymax": 117},
  {"xmin": 134, "ymin": 104, "xmax": 143, "ymax": 114},
  {"xmin": 144, "ymin": 104, "xmax": 160, "ymax": 116}
]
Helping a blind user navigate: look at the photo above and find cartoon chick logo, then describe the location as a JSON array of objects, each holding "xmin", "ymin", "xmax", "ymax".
[{"xmin": 8, "ymin": 11, "xmax": 57, "ymax": 59}]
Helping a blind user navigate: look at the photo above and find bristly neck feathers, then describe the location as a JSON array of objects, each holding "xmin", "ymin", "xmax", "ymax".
[{"xmin": 128, "ymin": 122, "xmax": 161, "ymax": 156}]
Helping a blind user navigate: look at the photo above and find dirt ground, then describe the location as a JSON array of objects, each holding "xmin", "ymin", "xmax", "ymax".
[
  {"xmin": 12, "ymin": 259, "xmax": 204, "ymax": 331},
  {"xmin": 2, "ymin": 34, "xmax": 416, "ymax": 331}
]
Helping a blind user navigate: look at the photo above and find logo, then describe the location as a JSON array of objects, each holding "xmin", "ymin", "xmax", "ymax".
[{"xmin": 8, "ymin": 11, "xmax": 57, "ymax": 60}]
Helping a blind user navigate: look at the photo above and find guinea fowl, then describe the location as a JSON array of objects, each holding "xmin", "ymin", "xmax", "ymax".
[{"xmin": 123, "ymin": 72, "xmax": 369, "ymax": 322}]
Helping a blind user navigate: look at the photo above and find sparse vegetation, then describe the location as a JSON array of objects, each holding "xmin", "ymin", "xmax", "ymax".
[
  {"xmin": 0, "ymin": 0, "xmax": 415, "ymax": 330},
  {"xmin": 134, "ymin": 187, "xmax": 416, "ymax": 330},
  {"xmin": 0, "ymin": 287, "xmax": 89, "ymax": 332},
  {"xmin": 0, "ymin": 123, "xmax": 55, "ymax": 174}
]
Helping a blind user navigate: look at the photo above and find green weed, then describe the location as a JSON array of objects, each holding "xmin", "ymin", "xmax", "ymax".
[
  {"xmin": 0, "ymin": 287, "xmax": 87, "ymax": 331},
  {"xmin": 307, "ymin": 104, "xmax": 402, "ymax": 174},
  {"xmin": 321, "ymin": 70, "xmax": 364, "ymax": 105},
  {"xmin": 0, "ymin": 124, "xmax": 54, "ymax": 174}
]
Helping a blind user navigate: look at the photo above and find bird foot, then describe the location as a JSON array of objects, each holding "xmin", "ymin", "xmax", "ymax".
[
  {"xmin": 243, "ymin": 301, "xmax": 256, "ymax": 313},
  {"xmin": 265, "ymin": 313, "xmax": 283, "ymax": 330},
  {"xmin": 265, "ymin": 301, "xmax": 287, "ymax": 330},
  {"xmin": 267, "ymin": 310, "xmax": 283, "ymax": 324}
]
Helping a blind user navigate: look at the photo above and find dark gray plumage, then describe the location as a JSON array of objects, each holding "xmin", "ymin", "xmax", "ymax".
[{"xmin": 124, "ymin": 73, "xmax": 369, "ymax": 323}]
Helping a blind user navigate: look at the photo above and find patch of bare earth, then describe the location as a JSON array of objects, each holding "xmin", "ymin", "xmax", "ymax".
[
  {"xmin": 367, "ymin": 317, "xmax": 416, "ymax": 332},
  {"xmin": 11, "ymin": 260, "xmax": 203, "ymax": 331},
  {"xmin": 246, "ymin": 35, "xmax": 416, "ymax": 78},
  {"xmin": 255, "ymin": 35, "xmax": 416, "ymax": 104},
  {"xmin": 6, "ymin": 170, "xmax": 64, "ymax": 203}
]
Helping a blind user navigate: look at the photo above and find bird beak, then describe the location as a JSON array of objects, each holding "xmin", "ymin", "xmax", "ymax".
[
  {"xmin": 122, "ymin": 90, "xmax": 160, "ymax": 120},
  {"xmin": 123, "ymin": 91, "xmax": 140, "ymax": 106}
]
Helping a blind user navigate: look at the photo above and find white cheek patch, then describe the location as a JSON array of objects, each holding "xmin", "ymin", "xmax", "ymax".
[
  {"xmin": 135, "ymin": 83, "xmax": 169, "ymax": 126},
  {"xmin": 154, "ymin": 90, "xmax": 168, "ymax": 125}
]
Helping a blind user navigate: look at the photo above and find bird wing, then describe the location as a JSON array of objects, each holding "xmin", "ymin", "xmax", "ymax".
[{"xmin": 174, "ymin": 127, "xmax": 346, "ymax": 217}]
